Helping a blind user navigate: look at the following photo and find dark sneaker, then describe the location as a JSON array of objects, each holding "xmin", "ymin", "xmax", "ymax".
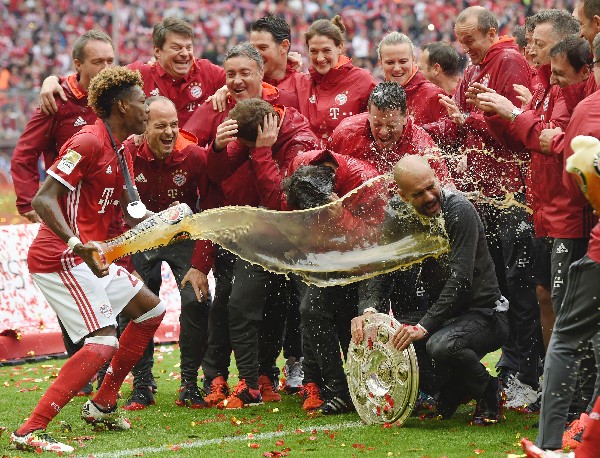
[
  {"xmin": 176, "ymin": 384, "xmax": 208, "ymax": 409},
  {"xmin": 10, "ymin": 430, "xmax": 74, "ymax": 453},
  {"xmin": 217, "ymin": 379, "xmax": 262, "ymax": 409},
  {"xmin": 412, "ymin": 390, "xmax": 437, "ymax": 415},
  {"xmin": 428, "ymin": 386, "xmax": 466, "ymax": 420},
  {"xmin": 204, "ymin": 376, "xmax": 229, "ymax": 407},
  {"xmin": 77, "ymin": 381, "xmax": 94, "ymax": 397},
  {"xmin": 517, "ymin": 394, "xmax": 541, "ymax": 414},
  {"xmin": 123, "ymin": 385, "xmax": 155, "ymax": 411},
  {"xmin": 316, "ymin": 394, "xmax": 354, "ymax": 415},
  {"xmin": 471, "ymin": 376, "xmax": 505, "ymax": 426},
  {"xmin": 497, "ymin": 367, "xmax": 517, "ymax": 392}
]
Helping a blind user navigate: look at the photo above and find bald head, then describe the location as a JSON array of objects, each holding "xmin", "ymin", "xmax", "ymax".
[
  {"xmin": 394, "ymin": 155, "xmax": 442, "ymax": 217},
  {"xmin": 145, "ymin": 96, "xmax": 178, "ymax": 161}
]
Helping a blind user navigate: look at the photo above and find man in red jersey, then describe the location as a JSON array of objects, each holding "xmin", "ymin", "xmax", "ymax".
[
  {"xmin": 473, "ymin": 12, "xmax": 582, "ymax": 413},
  {"xmin": 186, "ymin": 98, "xmax": 318, "ymax": 409},
  {"xmin": 417, "ymin": 41, "xmax": 463, "ymax": 97},
  {"xmin": 424, "ymin": 6, "xmax": 538, "ymax": 400},
  {"xmin": 534, "ymin": 33, "xmax": 600, "ymax": 452},
  {"xmin": 12, "ymin": 30, "xmax": 114, "ymax": 223},
  {"xmin": 282, "ymin": 149, "xmax": 383, "ymax": 415},
  {"xmin": 249, "ymin": 14, "xmax": 305, "ymax": 391},
  {"xmin": 250, "ymin": 14, "xmax": 298, "ymax": 91},
  {"xmin": 183, "ymin": 42, "xmax": 298, "ymax": 147},
  {"xmin": 9, "ymin": 67, "xmax": 165, "ymax": 454},
  {"xmin": 118, "ymin": 96, "xmax": 216, "ymax": 411},
  {"xmin": 329, "ymin": 81, "xmax": 450, "ymax": 183},
  {"xmin": 10, "ymin": 29, "xmax": 116, "ymax": 396},
  {"xmin": 40, "ymin": 17, "xmax": 225, "ymax": 126}
]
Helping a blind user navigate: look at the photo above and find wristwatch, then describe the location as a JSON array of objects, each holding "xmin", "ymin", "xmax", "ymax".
[{"xmin": 510, "ymin": 107, "xmax": 523, "ymax": 122}]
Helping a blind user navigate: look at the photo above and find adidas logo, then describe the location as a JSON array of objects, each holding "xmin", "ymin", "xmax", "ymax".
[
  {"xmin": 73, "ymin": 116, "xmax": 86, "ymax": 127},
  {"xmin": 150, "ymin": 88, "xmax": 160, "ymax": 96},
  {"xmin": 135, "ymin": 173, "xmax": 147, "ymax": 182},
  {"xmin": 555, "ymin": 243, "xmax": 569, "ymax": 254},
  {"xmin": 106, "ymin": 165, "xmax": 112, "ymax": 174}
]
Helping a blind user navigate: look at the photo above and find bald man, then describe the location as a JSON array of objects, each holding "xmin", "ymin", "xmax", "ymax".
[{"xmin": 351, "ymin": 155, "xmax": 509, "ymax": 425}]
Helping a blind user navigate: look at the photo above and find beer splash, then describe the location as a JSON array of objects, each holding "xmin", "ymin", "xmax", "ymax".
[{"xmin": 92, "ymin": 175, "xmax": 450, "ymax": 287}]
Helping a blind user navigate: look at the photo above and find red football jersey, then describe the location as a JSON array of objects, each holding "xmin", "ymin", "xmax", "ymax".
[{"xmin": 28, "ymin": 120, "xmax": 134, "ymax": 274}]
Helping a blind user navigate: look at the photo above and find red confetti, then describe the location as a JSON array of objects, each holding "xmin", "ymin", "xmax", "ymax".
[
  {"xmin": 249, "ymin": 443, "xmax": 260, "ymax": 449},
  {"xmin": 382, "ymin": 422, "xmax": 392, "ymax": 429},
  {"xmin": 352, "ymin": 443, "xmax": 366, "ymax": 449},
  {"xmin": 309, "ymin": 436, "xmax": 317, "ymax": 441},
  {"xmin": 275, "ymin": 440, "xmax": 285, "ymax": 446},
  {"xmin": 368, "ymin": 337, "xmax": 373, "ymax": 350}
]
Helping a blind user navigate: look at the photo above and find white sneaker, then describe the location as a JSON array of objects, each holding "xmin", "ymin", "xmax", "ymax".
[
  {"xmin": 504, "ymin": 375, "xmax": 538, "ymax": 409},
  {"xmin": 82, "ymin": 399, "xmax": 132, "ymax": 430},
  {"xmin": 283, "ymin": 357, "xmax": 304, "ymax": 393},
  {"xmin": 10, "ymin": 430, "xmax": 74, "ymax": 453}
]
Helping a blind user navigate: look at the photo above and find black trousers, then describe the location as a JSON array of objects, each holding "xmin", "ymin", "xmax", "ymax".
[
  {"xmin": 300, "ymin": 283, "xmax": 358, "ymax": 396},
  {"xmin": 120, "ymin": 240, "xmax": 209, "ymax": 387},
  {"xmin": 479, "ymin": 198, "xmax": 542, "ymax": 388},
  {"xmin": 427, "ymin": 309, "xmax": 509, "ymax": 400},
  {"xmin": 202, "ymin": 250, "xmax": 292, "ymax": 389}
]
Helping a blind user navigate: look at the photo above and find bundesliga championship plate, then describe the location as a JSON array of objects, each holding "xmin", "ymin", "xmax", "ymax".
[{"xmin": 347, "ymin": 313, "xmax": 419, "ymax": 425}]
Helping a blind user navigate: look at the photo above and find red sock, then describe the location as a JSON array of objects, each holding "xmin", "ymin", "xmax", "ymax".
[
  {"xmin": 93, "ymin": 313, "xmax": 164, "ymax": 409},
  {"xmin": 576, "ymin": 396, "xmax": 600, "ymax": 458},
  {"xmin": 16, "ymin": 343, "xmax": 116, "ymax": 435}
]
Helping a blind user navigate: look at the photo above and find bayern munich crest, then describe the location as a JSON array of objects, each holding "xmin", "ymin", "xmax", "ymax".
[
  {"xmin": 346, "ymin": 313, "xmax": 419, "ymax": 425},
  {"xmin": 190, "ymin": 84, "xmax": 202, "ymax": 99},
  {"xmin": 99, "ymin": 303, "xmax": 113, "ymax": 318},
  {"xmin": 173, "ymin": 172, "xmax": 187, "ymax": 186},
  {"xmin": 335, "ymin": 92, "xmax": 348, "ymax": 105}
]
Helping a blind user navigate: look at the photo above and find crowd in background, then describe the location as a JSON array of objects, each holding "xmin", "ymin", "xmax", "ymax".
[{"xmin": 0, "ymin": 0, "xmax": 576, "ymax": 145}]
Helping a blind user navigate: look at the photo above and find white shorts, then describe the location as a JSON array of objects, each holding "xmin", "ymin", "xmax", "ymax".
[{"xmin": 32, "ymin": 263, "xmax": 143, "ymax": 343}]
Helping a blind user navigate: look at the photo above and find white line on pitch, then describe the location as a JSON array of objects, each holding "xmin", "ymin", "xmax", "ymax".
[{"xmin": 73, "ymin": 421, "xmax": 363, "ymax": 458}]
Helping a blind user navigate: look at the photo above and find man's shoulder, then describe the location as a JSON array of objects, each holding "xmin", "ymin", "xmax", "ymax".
[
  {"xmin": 441, "ymin": 190, "xmax": 475, "ymax": 217},
  {"xmin": 67, "ymin": 124, "xmax": 106, "ymax": 151}
]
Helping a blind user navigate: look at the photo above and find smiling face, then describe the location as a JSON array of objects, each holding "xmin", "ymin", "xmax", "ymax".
[
  {"xmin": 529, "ymin": 22, "xmax": 558, "ymax": 67},
  {"xmin": 146, "ymin": 99, "xmax": 179, "ymax": 161},
  {"xmin": 224, "ymin": 55, "xmax": 264, "ymax": 102},
  {"xmin": 380, "ymin": 43, "xmax": 414, "ymax": 85},
  {"xmin": 155, "ymin": 32, "xmax": 193, "ymax": 79},
  {"xmin": 573, "ymin": 1, "xmax": 599, "ymax": 48},
  {"xmin": 250, "ymin": 30, "xmax": 289, "ymax": 79},
  {"xmin": 307, "ymin": 34, "xmax": 343, "ymax": 75},
  {"xmin": 368, "ymin": 106, "xmax": 407, "ymax": 150},
  {"xmin": 454, "ymin": 16, "xmax": 496, "ymax": 65}
]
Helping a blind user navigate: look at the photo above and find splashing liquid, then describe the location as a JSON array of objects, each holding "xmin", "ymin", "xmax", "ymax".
[{"xmin": 92, "ymin": 175, "xmax": 450, "ymax": 287}]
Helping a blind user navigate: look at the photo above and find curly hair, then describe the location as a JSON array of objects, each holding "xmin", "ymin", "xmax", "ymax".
[{"xmin": 87, "ymin": 66, "xmax": 144, "ymax": 118}]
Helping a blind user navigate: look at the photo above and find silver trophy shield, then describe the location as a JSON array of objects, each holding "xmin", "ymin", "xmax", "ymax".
[{"xmin": 347, "ymin": 313, "xmax": 419, "ymax": 425}]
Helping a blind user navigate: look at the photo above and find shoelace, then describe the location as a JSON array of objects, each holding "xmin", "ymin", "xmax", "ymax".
[{"xmin": 231, "ymin": 380, "xmax": 248, "ymax": 396}]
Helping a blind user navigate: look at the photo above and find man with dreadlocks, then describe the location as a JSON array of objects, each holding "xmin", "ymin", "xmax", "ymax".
[{"xmin": 10, "ymin": 67, "xmax": 165, "ymax": 454}]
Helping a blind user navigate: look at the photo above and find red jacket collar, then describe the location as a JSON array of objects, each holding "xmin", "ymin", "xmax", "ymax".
[
  {"xmin": 480, "ymin": 36, "xmax": 517, "ymax": 66},
  {"xmin": 66, "ymin": 73, "xmax": 87, "ymax": 99},
  {"xmin": 308, "ymin": 55, "xmax": 353, "ymax": 83}
]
